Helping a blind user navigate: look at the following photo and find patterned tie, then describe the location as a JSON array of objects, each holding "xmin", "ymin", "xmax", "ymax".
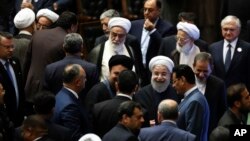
[
  {"xmin": 5, "ymin": 61, "xmax": 14, "ymax": 84},
  {"xmin": 225, "ymin": 44, "xmax": 232, "ymax": 72}
]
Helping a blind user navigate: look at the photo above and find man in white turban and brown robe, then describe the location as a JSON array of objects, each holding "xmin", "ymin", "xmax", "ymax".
[{"xmin": 134, "ymin": 55, "xmax": 179, "ymax": 126}]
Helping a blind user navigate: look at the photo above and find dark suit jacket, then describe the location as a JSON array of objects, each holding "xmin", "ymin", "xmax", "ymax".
[
  {"xmin": 23, "ymin": 27, "xmax": 66, "ymax": 103},
  {"xmin": 139, "ymin": 121, "xmax": 196, "ymax": 141},
  {"xmin": 53, "ymin": 87, "xmax": 91, "ymax": 141},
  {"xmin": 204, "ymin": 75, "xmax": 227, "ymax": 135},
  {"xmin": 92, "ymin": 95, "xmax": 131, "ymax": 138},
  {"xmin": 218, "ymin": 109, "xmax": 247, "ymax": 128},
  {"xmin": 43, "ymin": 55, "xmax": 99, "ymax": 100},
  {"xmin": 129, "ymin": 18, "xmax": 175, "ymax": 84},
  {"xmin": 158, "ymin": 35, "xmax": 208, "ymax": 58},
  {"xmin": 177, "ymin": 88, "xmax": 210, "ymax": 141},
  {"xmin": 94, "ymin": 34, "xmax": 145, "ymax": 85},
  {"xmin": 0, "ymin": 58, "xmax": 25, "ymax": 127},
  {"xmin": 134, "ymin": 84, "xmax": 178, "ymax": 124},
  {"xmin": 208, "ymin": 39, "xmax": 250, "ymax": 90},
  {"xmin": 102, "ymin": 123, "xmax": 139, "ymax": 141}
]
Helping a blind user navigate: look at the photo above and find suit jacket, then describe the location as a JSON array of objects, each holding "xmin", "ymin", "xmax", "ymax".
[
  {"xmin": 204, "ymin": 75, "xmax": 227, "ymax": 135},
  {"xmin": 23, "ymin": 27, "xmax": 66, "ymax": 103},
  {"xmin": 208, "ymin": 39, "xmax": 250, "ymax": 90},
  {"xmin": 177, "ymin": 88, "xmax": 210, "ymax": 141},
  {"xmin": 158, "ymin": 35, "xmax": 208, "ymax": 58},
  {"xmin": 102, "ymin": 123, "xmax": 139, "ymax": 141},
  {"xmin": 218, "ymin": 109, "xmax": 247, "ymax": 127},
  {"xmin": 134, "ymin": 84, "xmax": 178, "ymax": 124},
  {"xmin": 92, "ymin": 95, "xmax": 131, "ymax": 138},
  {"xmin": 0, "ymin": 58, "xmax": 25, "ymax": 127},
  {"xmin": 43, "ymin": 55, "xmax": 99, "ymax": 100},
  {"xmin": 53, "ymin": 87, "xmax": 91, "ymax": 141},
  {"xmin": 94, "ymin": 34, "xmax": 145, "ymax": 85},
  {"xmin": 129, "ymin": 18, "xmax": 175, "ymax": 84},
  {"xmin": 139, "ymin": 121, "xmax": 196, "ymax": 141}
]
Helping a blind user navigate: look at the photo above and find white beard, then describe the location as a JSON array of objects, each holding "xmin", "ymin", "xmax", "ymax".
[
  {"xmin": 108, "ymin": 37, "xmax": 125, "ymax": 54},
  {"xmin": 176, "ymin": 42, "xmax": 192, "ymax": 54},
  {"xmin": 151, "ymin": 78, "xmax": 170, "ymax": 93}
]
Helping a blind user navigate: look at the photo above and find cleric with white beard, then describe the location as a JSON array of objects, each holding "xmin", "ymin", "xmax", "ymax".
[
  {"xmin": 176, "ymin": 22, "xmax": 200, "ymax": 69},
  {"xmin": 134, "ymin": 55, "xmax": 179, "ymax": 126}
]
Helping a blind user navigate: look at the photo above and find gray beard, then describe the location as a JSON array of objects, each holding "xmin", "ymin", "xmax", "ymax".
[
  {"xmin": 151, "ymin": 79, "xmax": 170, "ymax": 93},
  {"xmin": 176, "ymin": 42, "xmax": 192, "ymax": 54}
]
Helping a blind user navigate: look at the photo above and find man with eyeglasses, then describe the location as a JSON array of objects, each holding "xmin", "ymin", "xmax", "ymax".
[
  {"xmin": 0, "ymin": 31, "xmax": 25, "ymax": 127},
  {"xmin": 134, "ymin": 56, "xmax": 178, "ymax": 126},
  {"xmin": 88, "ymin": 17, "xmax": 142, "ymax": 83}
]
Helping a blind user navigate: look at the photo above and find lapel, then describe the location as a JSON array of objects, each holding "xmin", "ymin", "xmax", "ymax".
[
  {"xmin": 179, "ymin": 88, "xmax": 199, "ymax": 109},
  {"xmin": 228, "ymin": 40, "xmax": 242, "ymax": 72}
]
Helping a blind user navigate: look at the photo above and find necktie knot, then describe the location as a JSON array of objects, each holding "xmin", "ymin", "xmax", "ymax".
[{"xmin": 227, "ymin": 44, "xmax": 232, "ymax": 48}]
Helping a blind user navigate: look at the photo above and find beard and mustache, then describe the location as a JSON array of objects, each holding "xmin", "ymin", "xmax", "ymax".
[
  {"xmin": 176, "ymin": 42, "xmax": 193, "ymax": 54},
  {"xmin": 151, "ymin": 78, "xmax": 170, "ymax": 93}
]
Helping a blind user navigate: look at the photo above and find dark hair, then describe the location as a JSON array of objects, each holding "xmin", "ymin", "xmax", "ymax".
[
  {"xmin": 108, "ymin": 55, "xmax": 134, "ymax": 71},
  {"xmin": 193, "ymin": 52, "xmax": 213, "ymax": 67},
  {"xmin": 63, "ymin": 33, "xmax": 83, "ymax": 54},
  {"xmin": 172, "ymin": 64, "xmax": 195, "ymax": 84},
  {"xmin": 33, "ymin": 91, "xmax": 55, "ymax": 114},
  {"xmin": 22, "ymin": 115, "xmax": 48, "ymax": 133},
  {"xmin": 63, "ymin": 64, "xmax": 82, "ymax": 83},
  {"xmin": 117, "ymin": 101, "xmax": 142, "ymax": 120},
  {"xmin": 144, "ymin": 0, "xmax": 161, "ymax": 9},
  {"xmin": 178, "ymin": 12, "xmax": 196, "ymax": 22},
  {"xmin": 56, "ymin": 11, "xmax": 77, "ymax": 30},
  {"xmin": 0, "ymin": 32, "xmax": 13, "ymax": 43},
  {"xmin": 209, "ymin": 126, "xmax": 229, "ymax": 141},
  {"xmin": 118, "ymin": 70, "xmax": 138, "ymax": 94},
  {"xmin": 227, "ymin": 83, "xmax": 247, "ymax": 107}
]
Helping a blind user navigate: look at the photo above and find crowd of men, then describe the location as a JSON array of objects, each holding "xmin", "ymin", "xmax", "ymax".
[{"xmin": 0, "ymin": 0, "xmax": 250, "ymax": 141}]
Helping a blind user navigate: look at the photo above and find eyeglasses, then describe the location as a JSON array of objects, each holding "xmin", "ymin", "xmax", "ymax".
[{"xmin": 175, "ymin": 36, "xmax": 190, "ymax": 42}]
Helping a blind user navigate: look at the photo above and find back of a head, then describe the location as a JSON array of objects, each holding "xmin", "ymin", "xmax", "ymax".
[
  {"xmin": 117, "ymin": 70, "xmax": 138, "ymax": 94},
  {"xmin": 209, "ymin": 126, "xmax": 229, "ymax": 141},
  {"xmin": 33, "ymin": 91, "xmax": 55, "ymax": 115},
  {"xmin": 63, "ymin": 33, "xmax": 84, "ymax": 54},
  {"xmin": 100, "ymin": 9, "xmax": 120, "ymax": 19},
  {"xmin": 79, "ymin": 133, "xmax": 101, "ymax": 141},
  {"xmin": 158, "ymin": 99, "xmax": 178, "ymax": 120},
  {"xmin": 56, "ymin": 11, "xmax": 77, "ymax": 30},
  {"xmin": 172, "ymin": 64, "xmax": 195, "ymax": 84},
  {"xmin": 63, "ymin": 64, "xmax": 82, "ymax": 84},
  {"xmin": 117, "ymin": 101, "xmax": 142, "ymax": 120},
  {"xmin": 227, "ymin": 83, "xmax": 246, "ymax": 108}
]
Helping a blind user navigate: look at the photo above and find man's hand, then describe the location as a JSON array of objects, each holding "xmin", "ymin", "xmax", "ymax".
[{"xmin": 144, "ymin": 19, "xmax": 155, "ymax": 31}]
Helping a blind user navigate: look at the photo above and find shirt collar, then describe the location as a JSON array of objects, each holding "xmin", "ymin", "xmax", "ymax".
[
  {"xmin": 64, "ymin": 87, "xmax": 79, "ymax": 99},
  {"xmin": 184, "ymin": 85, "xmax": 197, "ymax": 98},
  {"xmin": 117, "ymin": 93, "xmax": 132, "ymax": 100}
]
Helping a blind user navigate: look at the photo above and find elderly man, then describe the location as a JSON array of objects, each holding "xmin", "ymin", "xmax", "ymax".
[
  {"xmin": 159, "ymin": 22, "xmax": 200, "ymax": 69},
  {"xmin": 36, "ymin": 8, "xmax": 59, "ymax": 30},
  {"xmin": 134, "ymin": 56, "xmax": 178, "ymax": 126},
  {"xmin": 88, "ymin": 17, "xmax": 141, "ymax": 82}
]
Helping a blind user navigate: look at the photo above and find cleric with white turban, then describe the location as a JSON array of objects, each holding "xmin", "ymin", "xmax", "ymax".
[
  {"xmin": 149, "ymin": 55, "xmax": 174, "ymax": 73},
  {"xmin": 37, "ymin": 9, "xmax": 59, "ymax": 23},
  {"xmin": 108, "ymin": 17, "xmax": 131, "ymax": 33},
  {"xmin": 14, "ymin": 8, "xmax": 35, "ymax": 29},
  {"xmin": 177, "ymin": 22, "xmax": 200, "ymax": 40}
]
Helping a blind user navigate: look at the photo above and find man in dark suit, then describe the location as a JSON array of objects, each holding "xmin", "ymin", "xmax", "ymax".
[
  {"xmin": 218, "ymin": 83, "xmax": 250, "ymax": 127},
  {"xmin": 134, "ymin": 56, "xmax": 178, "ymax": 126},
  {"xmin": 139, "ymin": 99, "xmax": 196, "ymax": 141},
  {"xmin": 193, "ymin": 52, "xmax": 227, "ymax": 136},
  {"xmin": 208, "ymin": 15, "xmax": 250, "ymax": 91},
  {"xmin": 43, "ymin": 33, "xmax": 99, "ymax": 102},
  {"xmin": 172, "ymin": 65, "xmax": 210, "ymax": 141},
  {"xmin": 0, "ymin": 32, "xmax": 25, "ymax": 127},
  {"xmin": 129, "ymin": 0, "xmax": 175, "ymax": 85},
  {"xmin": 52, "ymin": 64, "xmax": 91, "ymax": 141},
  {"xmin": 85, "ymin": 55, "xmax": 134, "ymax": 111},
  {"xmin": 102, "ymin": 101, "xmax": 144, "ymax": 141},
  {"xmin": 92, "ymin": 70, "xmax": 139, "ymax": 138},
  {"xmin": 23, "ymin": 11, "xmax": 78, "ymax": 106}
]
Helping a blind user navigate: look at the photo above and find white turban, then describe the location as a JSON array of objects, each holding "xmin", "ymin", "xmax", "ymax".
[
  {"xmin": 177, "ymin": 22, "xmax": 200, "ymax": 40},
  {"xmin": 108, "ymin": 17, "xmax": 131, "ymax": 33},
  {"xmin": 78, "ymin": 133, "xmax": 101, "ymax": 141},
  {"xmin": 37, "ymin": 9, "xmax": 59, "ymax": 23},
  {"xmin": 14, "ymin": 8, "xmax": 35, "ymax": 29},
  {"xmin": 149, "ymin": 56, "xmax": 174, "ymax": 73}
]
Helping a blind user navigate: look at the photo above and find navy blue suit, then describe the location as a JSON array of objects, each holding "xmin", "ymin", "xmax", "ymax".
[
  {"xmin": 53, "ymin": 87, "xmax": 91, "ymax": 141},
  {"xmin": 208, "ymin": 40, "xmax": 250, "ymax": 90},
  {"xmin": 129, "ymin": 18, "xmax": 175, "ymax": 84},
  {"xmin": 43, "ymin": 55, "xmax": 99, "ymax": 101},
  {"xmin": 177, "ymin": 88, "xmax": 210, "ymax": 141},
  {"xmin": 139, "ymin": 121, "xmax": 196, "ymax": 141}
]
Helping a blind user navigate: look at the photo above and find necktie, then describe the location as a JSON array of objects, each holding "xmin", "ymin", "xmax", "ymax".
[
  {"xmin": 5, "ymin": 61, "xmax": 14, "ymax": 84},
  {"xmin": 225, "ymin": 44, "xmax": 232, "ymax": 72}
]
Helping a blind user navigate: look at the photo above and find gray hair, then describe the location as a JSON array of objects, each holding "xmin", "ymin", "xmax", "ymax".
[
  {"xmin": 63, "ymin": 64, "xmax": 82, "ymax": 83},
  {"xmin": 63, "ymin": 33, "xmax": 83, "ymax": 54},
  {"xmin": 158, "ymin": 99, "xmax": 178, "ymax": 120},
  {"xmin": 100, "ymin": 9, "xmax": 120, "ymax": 19},
  {"xmin": 221, "ymin": 15, "xmax": 241, "ymax": 29}
]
